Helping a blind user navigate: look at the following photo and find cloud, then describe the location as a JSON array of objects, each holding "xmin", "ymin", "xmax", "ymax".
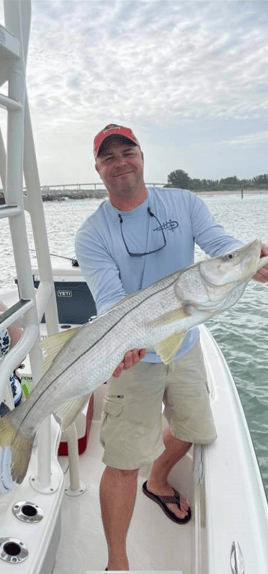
[
  {"xmin": 1, "ymin": 1, "xmax": 268, "ymax": 183},
  {"xmin": 222, "ymin": 131, "xmax": 268, "ymax": 147},
  {"xmin": 66, "ymin": 74, "xmax": 83, "ymax": 90},
  {"xmin": 25, "ymin": 0, "xmax": 268, "ymax": 130}
]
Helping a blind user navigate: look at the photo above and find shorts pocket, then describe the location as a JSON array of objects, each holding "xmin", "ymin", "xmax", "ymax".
[
  {"xmin": 102, "ymin": 397, "xmax": 124, "ymax": 417},
  {"xmin": 100, "ymin": 398, "xmax": 124, "ymax": 450}
]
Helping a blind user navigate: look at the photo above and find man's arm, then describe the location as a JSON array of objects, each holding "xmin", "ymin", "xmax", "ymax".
[
  {"xmin": 75, "ymin": 225, "xmax": 146, "ymax": 376},
  {"xmin": 189, "ymin": 193, "xmax": 243, "ymax": 256},
  {"xmin": 75, "ymin": 225, "xmax": 126, "ymax": 314}
]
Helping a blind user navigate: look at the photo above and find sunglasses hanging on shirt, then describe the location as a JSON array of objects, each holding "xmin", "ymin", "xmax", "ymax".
[{"xmin": 118, "ymin": 207, "xmax": 166, "ymax": 257}]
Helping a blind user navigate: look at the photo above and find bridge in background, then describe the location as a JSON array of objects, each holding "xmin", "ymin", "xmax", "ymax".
[
  {"xmin": 0, "ymin": 183, "xmax": 168, "ymax": 203},
  {"xmin": 39, "ymin": 182, "xmax": 167, "ymax": 192}
]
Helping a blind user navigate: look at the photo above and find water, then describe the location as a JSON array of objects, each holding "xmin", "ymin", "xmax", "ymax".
[{"xmin": 0, "ymin": 193, "xmax": 268, "ymax": 498}]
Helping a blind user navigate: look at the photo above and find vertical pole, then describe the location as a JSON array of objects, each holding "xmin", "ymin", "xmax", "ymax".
[
  {"xmin": 24, "ymin": 92, "xmax": 59, "ymax": 337},
  {"xmin": 64, "ymin": 423, "xmax": 86, "ymax": 496},
  {"xmin": 0, "ymin": 129, "xmax": 6, "ymax": 195},
  {"xmin": 66, "ymin": 423, "xmax": 81, "ymax": 491}
]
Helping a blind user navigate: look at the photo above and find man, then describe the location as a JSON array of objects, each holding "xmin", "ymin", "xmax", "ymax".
[{"xmin": 75, "ymin": 124, "xmax": 268, "ymax": 571}]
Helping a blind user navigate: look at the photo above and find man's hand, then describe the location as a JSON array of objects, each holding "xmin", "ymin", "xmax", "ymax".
[
  {"xmin": 112, "ymin": 348, "xmax": 147, "ymax": 378},
  {"xmin": 253, "ymin": 244, "xmax": 268, "ymax": 283}
]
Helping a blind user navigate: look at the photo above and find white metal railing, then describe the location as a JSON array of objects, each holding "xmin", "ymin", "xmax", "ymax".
[
  {"xmin": 0, "ymin": 93, "xmax": 23, "ymax": 110},
  {"xmin": 0, "ymin": 0, "xmax": 61, "ymax": 492}
]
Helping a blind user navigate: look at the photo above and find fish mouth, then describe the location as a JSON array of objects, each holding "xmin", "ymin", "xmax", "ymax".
[
  {"xmin": 246, "ymin": 239, "xmax": 268, "ymax": 275},
  {"xmin": 256, "ymin": 254, "xmax": 268, "ymax": 271}
]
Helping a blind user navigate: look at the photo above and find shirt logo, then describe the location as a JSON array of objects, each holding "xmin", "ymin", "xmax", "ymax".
[{"xmin": 153, "ymin": 219, "xmax": 179, "ymax": 233}]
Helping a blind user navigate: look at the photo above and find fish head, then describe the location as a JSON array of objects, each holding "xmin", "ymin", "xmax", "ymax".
[
  {"xmin": 175, "ymin": 240, "xmax": 268, "ymax": 316},
  {"xmin": 152, "ymin": 241, "xmax": 267, "ymax": 363},
  {"xmin": 199, "ymin": 240, "xmax": 268, "ymax": 292}
]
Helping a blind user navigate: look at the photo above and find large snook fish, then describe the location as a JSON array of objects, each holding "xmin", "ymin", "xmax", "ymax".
[{"xmin": 0, "ymin": 239, "xmax": 267, "ymax": 493}]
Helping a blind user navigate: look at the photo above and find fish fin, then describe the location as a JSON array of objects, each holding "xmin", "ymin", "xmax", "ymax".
[
  {"xmin": 40, "ymin": 327, "xmax": 81, "ymax": 374},
  {"xmin": 155, "ymin": 331, "xmax": 186, "ymax": 365},
  {"xmin": 148, "ymin": 307, "xmax": 187, "ymax": 328},
  {"xmin": 0, "ymin": 411, "xmax": 35, "ymax": 493},
  {"xmin": 54, "ymin": 394, "xmax": 92, "ymax": 432}
]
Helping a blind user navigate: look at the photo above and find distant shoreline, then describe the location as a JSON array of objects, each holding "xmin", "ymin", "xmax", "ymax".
[
  {"xmin": 196, "ymin": 188, "xmax": 268, "ymax": 197},
  {"xmin": 1, "ymin": 187, "xmax": 268, "ymax": 204},
  {"xmin": 30, "ymin": 187, "xmax": 268, "ymax": 201},
  {"xmin": 41, "ymin": 190, "xmax": 108, "ymax": 201}
]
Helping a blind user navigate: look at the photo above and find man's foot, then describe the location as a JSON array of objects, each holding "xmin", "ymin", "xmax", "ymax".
[
  {"xmin": 143, "ymin": 480, "xmax": 191, "ymax": 523},
  {"xmin": 106, "ymin": 560, "xmax": 129, "ymax": 571},
  {"xmin": 106, "ymin": 551, "xmax": 129, "ymax": 571}
]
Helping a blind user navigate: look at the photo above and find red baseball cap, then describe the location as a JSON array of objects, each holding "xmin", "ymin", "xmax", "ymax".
[{"xmin": 93, "ymin": 124, "xmax": 141, "ymax": 160}]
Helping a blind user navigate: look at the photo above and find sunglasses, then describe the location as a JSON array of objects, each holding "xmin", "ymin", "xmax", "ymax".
[{"xmin": 118, "ymin": 207, "xmax": 166, "ymax": 257}]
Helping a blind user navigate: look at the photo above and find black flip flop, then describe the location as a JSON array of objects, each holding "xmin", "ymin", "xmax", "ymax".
[{"xmin": 142, "ymin": 480, "xmax": 191, "ymax": 525}]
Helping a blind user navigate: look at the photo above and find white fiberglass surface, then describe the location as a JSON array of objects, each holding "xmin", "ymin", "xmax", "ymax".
[
  {"xmin": 200, "ymin": 326, "xmax": 268, "ymax": 574},
  {"xmin": 53, "ymin": 417, "xmax": 196, "ymax": 574}
]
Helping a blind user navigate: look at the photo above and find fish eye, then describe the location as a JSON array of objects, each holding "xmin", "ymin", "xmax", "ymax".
[{"xmin": 226, "ymin": 253, "xmax": 234, "ymax": 260}]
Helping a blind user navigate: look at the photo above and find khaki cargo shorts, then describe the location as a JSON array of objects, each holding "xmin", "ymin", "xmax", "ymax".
[{"xmin": 100, "ymin": 340, "xmax": 217, "ymax": 470}]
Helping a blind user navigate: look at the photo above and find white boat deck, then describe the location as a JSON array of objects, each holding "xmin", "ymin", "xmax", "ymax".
[
  {"xmin": 1, "ymin": 312, "xmax": 268, "ymax": 573},
  {"xmin": 51, "ymin": 325, "xmax": 268, "ymax": 574},
  {"xmin": 56, "ymin": 416, "xmax": 194, "ymax": 574},
  {"xmin": 1, "ymin": 283, "xmax": 268, "ymax": 573}
]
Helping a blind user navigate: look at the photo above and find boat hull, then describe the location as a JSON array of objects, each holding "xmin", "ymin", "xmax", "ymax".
[{"xmin": 1, "ymin": 282, "xmax": 268, "ymax": 573}]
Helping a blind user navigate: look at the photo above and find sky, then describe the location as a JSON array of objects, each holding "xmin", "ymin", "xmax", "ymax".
[{"xmin": 1, "ymin": 0, "xmax": 268, "ymax": 187}]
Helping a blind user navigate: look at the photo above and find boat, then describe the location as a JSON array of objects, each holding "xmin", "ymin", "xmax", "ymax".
[{"xmin": 1, "ymin": 2, "xmax": 268, "ymax": 573}]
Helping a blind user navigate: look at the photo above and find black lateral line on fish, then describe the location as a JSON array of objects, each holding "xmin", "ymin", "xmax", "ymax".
[{"xmin": 17, "ymin": 276, "xmax": 179, "ymax": 429}]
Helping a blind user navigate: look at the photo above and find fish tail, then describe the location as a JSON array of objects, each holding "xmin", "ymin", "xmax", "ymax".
[{"xmin": 0, "ymin": 411, "xmax": 35, "ymax": 494}]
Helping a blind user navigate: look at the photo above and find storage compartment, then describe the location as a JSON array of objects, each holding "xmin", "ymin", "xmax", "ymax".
[
  {"xmin": 31, "ymin": 268, "xmax": 97, "ymax": 324},
  {"xmin": 36, "ymin": 279, "xmax": 96, "ymax": 324},
  {"xmin": 15, "ymin": 269, "xmax": 97, "ymax": 324}
]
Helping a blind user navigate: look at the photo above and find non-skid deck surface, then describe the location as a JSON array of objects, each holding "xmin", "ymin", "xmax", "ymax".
[{"xmin": 53, "ymin": 421, "xmax": 193, "ymax": 574}]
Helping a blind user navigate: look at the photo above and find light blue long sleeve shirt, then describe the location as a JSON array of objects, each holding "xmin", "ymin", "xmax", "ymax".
[{"xmin": 75, "ymin": 187, "xmax": 243, "ymax": 361}]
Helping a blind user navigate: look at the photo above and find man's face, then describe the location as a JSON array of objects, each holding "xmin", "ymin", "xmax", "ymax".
[{"xmin": 95, "ymin": 137, "xmax": 145, "ymax": 197}]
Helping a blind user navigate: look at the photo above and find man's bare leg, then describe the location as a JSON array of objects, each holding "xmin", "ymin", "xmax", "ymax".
[
  {"xmin": 100, "ymin": 466, "xmax": 138, "ymax": 571},
  {"xmin": 146, "ymin": 427, "xmax": 192, "ymax": 520},
  {"xmin": 100, "ymin": 430, "xmax": 191, "ymax": 570}
]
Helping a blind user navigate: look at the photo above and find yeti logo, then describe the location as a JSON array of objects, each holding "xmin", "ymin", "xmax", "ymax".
[{"xmin": 57, "ymin": 290, "xmax": 72, "ymax": 297}]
